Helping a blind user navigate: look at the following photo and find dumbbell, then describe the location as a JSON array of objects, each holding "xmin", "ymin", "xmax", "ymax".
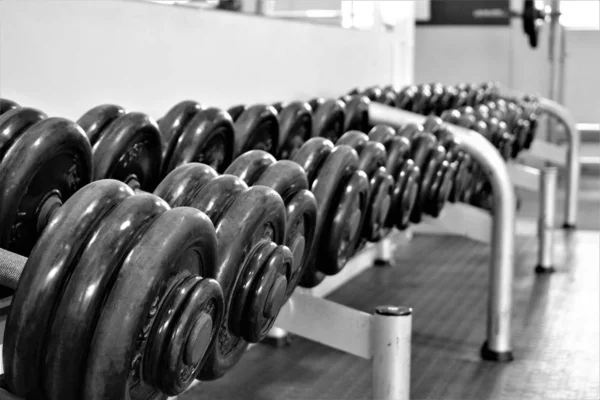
[
  {"xmin": 274, "ymin": 101, "xmax": 314, "ymax": 160},
  {"xmin": 291, "ymin": 137, "xmax": 369, "ymax": 287},
  {"xmin": 77, "ymin": 104, "xmax": 163, "ymax": 191},
  {"xmin": 340, "ymin": 94, "xmax": 371, "ymax": 133},
  {"xmin": 0, "ymin": 103, "xmax": 92, "ymax": 258},
  {"xmin": 307, "ymin": 98, "xmax": 346, "ymax": 142},
  {"xmin": 421, "ymin": 116, "xmax": 474, "ymax": 203},
  {"xmin": 1, "ymin": 179, "xmax": 224, "ymax": 399},
  {"xmin": 227, "ymin": 103, "xmax": 279, "ymax": 157},
  {"xmin": 158, "ymin": 101, "xmax": 235, "ymax": 174},
  {"xmin": 225, "ymin": 150, "xmax": 318, "ymax": 299},
  {"xmin": 367, "ymin": 125, "xmax": 421, "ymax": 231},
  {"xmin": 0, "ymin": 98, "xmax": 19, "ymax": 115},
  {"xmin": 155, "ymin": 163, "xmax": 294, "ymax": 379},
  {"xmin": 336, "ymin": 131, "xmax": 395, "ymax": 244},
  {"xmin": 395, "ymin": 122, "xmax": 455, "ymax": 222}
]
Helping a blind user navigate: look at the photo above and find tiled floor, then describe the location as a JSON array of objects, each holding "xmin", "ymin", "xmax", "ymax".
[{"xmin": 181, "ymin": 175, "xmax": 600, "ymax": 400}]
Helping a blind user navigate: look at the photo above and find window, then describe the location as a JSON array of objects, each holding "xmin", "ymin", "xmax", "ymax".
[{"xmin": 536, "ymin": 0, "xmax": 600, "ymax": 30}]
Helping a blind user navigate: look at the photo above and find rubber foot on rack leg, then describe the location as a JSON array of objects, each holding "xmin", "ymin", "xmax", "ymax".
[
  {"xmin": 480, "ymin": 341, "xmax": 514, "ymax": 362},
  {"xmin": 535, "ymin": 265, "xmax": 556, "ymax": 274},
  {"xmin": 562, "ymin": 223, "xmax": 576, "ymax": 230},
  {"xmin": 374, "ymin": 259, "xmax": 391, "ymax": 268}
]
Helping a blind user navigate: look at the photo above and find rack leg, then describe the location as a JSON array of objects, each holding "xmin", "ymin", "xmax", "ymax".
[
  {"xmin": 372, "ymin": 306, "xmax": 412, "ymax": 400},
  {"xmin": 536, "ymin": 166, "xmax": 558, "ymax": 274}
]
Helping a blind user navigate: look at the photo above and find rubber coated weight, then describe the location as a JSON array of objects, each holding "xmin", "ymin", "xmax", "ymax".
[
  {"xmin": 337, "ymin": 132, "xmax": 393, "ymax": 242},
  {"xmin": 158, "ymin": 101, "xmax": 204, "ymax": 167},
  {"xmin": 387, "ymin": 159, "xmax": 420, "ymax": 230},
  {"xmin": 224, "ymin": 150, "xmax": 276, "ymax": 185},
  {"xmin": 83, "ymin": 108, "xmax": 163, "ymax": 191},
  {"xmin": 0, "ymin": 117, "xmax": 93, "ymax": 256},
  {"xmin": 197, "ymin": 185, "xmax": 290, "ymax": 379},
  {"xmin": 0, "ymin": 99, "xmax": 19, "ymax": 116},
  {"xmin": 4, "ymin": 180, "xmax": 133, "ymax": 398},
  {"xmin": 78, "ymin": 104, "xmax": 126, "ymax": 146},
  {"xmin": 277, "ymin": 102, "xmax": 313, "ymax": 160},
  {"xmin": 396, "ymin": 123, "xmax": 423, "ymax": 141},
  {"xmin": 162, "ymin": 107, "xmax": 235, "ymax": 174},
  {"xmin": 308, "ymin": 98, "xmax": 325, "ymax": 113},
  {"xmin": 233, "ymin": 104, "xmax": 279, "ymax": 157},
  {"xmin": 361, "ymin": 167, "xmax": 394, "ymax": 242},
  {"xmin": 44, "ymin": 193, "xmax": 170, "ymax": 400},
  {"xmin": 154, "ymin": 163, "xmax": 218, "ymax": 208},
  {"xmin": 292, "ymin": 137, "xmax": 334, "ymax": 184},
  {"xmin": 312, "ymin": 99, "xmax": 345, "ymax": 142},
  {"xmin": 319, "ymin": 169, "xmax": 369, "ymax": 278},
  {"xmin": 361, "ymin": 86, "xmax": 382, "ymax": 102},
  {"xmin": 85, "ymin": 206, "xmax": 223, "ymax": 399},
  {"xmin": 226, "ymin": 153, "xmax": 317, "ymax": 300},
  {"xmin": 227, "ymin": 104, "xmax": 247, "ymax": 122},
  {"xmin": 343, "ymin": 95, "xmax": 370, "ymax": 133},
  {"xmin": 160, "ymin": 166, "xmax": 291, "ymax": 379},
  {"xmin": 303, "ymin": 145, "xmax": 367, "ymax": 281},
  {"xmin": 0, "ymin": 107, "xmax": 47, "ymax": 160}
]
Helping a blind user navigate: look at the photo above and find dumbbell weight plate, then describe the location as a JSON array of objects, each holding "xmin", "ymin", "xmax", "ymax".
[
  {"xmin": 426, "ymin": 159, "xmax": 454, "ymax": 217},
  {"xmin": 388, "ymin": 160, "xmax": 420, "ymax": 230},
  {"xmin": 91, "ymin": 111, "xmax": 163, "ymax": 192},
  {"xmin": 154, "ymin": 163, "xmax": 218, "ymax": 208},
  {"xmin": 78, "ymin": 104, "xmax": 127, "ymax": 146},
  {"xmin": 162, "ymin": 107, "xmax": 235, "ymax": 175},
  {"xmin": 86, "ymin": 207, "xmax": 223, "ymax": 399},
  {"xmin": 44, "ymin": 193, "xmax": 170, "ymax": 400},
  {"xmin": 362, "ymin": 167, "xmax": 394, "ymax": 242},
  {"xmin": 233, "ymin": 105, "xmax": 279, "ymax": 157},
  {"xmin": 277, "ymin": 102, "xmax": 313, "ymax": 160},
  {"xmin": 318, "ymin": 169, "xmax": 369, "ymax": 279},
  {"xmin": 224, "ymin": 150, "xmax": 276, "ymax": 185},
  {"xmin": 4, "ymin": 180, "xmax": 133, "ymax": 398},
  {"xmin": 198, "ymin": 185, "xmax": 289, "ymax": 379},
  {"xmin": 292, "ymin": 137, "xmax": 334, "ymax": 185},
  {"xmin": 0, "ymin": 117, "xmax": 92, "ymax": 256},
  {"xmin": 396, "ymin": 123, "xmax": 424, "ymax": 141},
  {"xmin": 312, "ymin": 99, "xmax": 345, "ymax": 142},
  {"xmin": 0, "ymin": 98, "xmax": 19, "ymax": 116},
  {"xmin": 0, "ymin": 107, "xmax": 47, "ymax": 161},
  {"xmin": 158, "ymin": 101, "xmax": 204, "ymax": 168},
  {"xmin": 227, "ymin": 104, "xmax": 247, "ymax": 122},
  {"xmin": 343, "ymin": 95, "xmax": 370, "ymax": 133},
  {"xmin": 226, "ymin": 153, "xmax": 317, "ymax": 298}
]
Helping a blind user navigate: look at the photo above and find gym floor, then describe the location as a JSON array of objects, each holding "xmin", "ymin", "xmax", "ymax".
[{"xmin": 182, "ymin": 173, "xmax": 600, "ymax": 400}]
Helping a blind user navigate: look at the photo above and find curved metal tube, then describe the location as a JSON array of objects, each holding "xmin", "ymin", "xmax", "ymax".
[
  {"xmin": 369, "ymin": 103, "xmax": 516, "ymax": 357},
  {"xmin": 499, "ymin": 87, "xmax": 580, "ymax": 228}
]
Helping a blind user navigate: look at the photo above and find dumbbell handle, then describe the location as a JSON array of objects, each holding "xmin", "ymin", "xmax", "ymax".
[{"xmin": 0, "ymin": 248, "xmax": 26, "ymax": 290}]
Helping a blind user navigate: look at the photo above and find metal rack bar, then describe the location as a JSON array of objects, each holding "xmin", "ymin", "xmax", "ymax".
[
  {"xmin": 275, "ymin": 292, "xmax": 412, "ymax": 400},
  {"xmin": 369, "ymin": 103, "xmax": 516, "ymax": 360},
  {"xmin": 499, "ymin": 87, "xmax": 581, "ymax": 228}
]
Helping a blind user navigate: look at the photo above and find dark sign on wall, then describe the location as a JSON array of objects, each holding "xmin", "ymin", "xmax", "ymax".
[{"xmin": 417, "ymin": 0, "xmax": 511, "ymax": 26}]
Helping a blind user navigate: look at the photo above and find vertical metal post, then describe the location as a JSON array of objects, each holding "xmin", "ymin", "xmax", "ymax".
[
  {"xmin": 536, "ymin": 166, "xmax": 557, "ymax": 273},
  {"xmin": 372, "ymin": 306, "xmax": 412, "ymax": 400},
  {"xmin": 374, "ymin": 237, "xmax": 393, "ymax": 267},
  {"xmin": 369, "ymin": 104, "xmax": 515, "ymax": 361},
  {"xmin": 547, "ymin": 0, "xmax": 561, "ymax": 143}
]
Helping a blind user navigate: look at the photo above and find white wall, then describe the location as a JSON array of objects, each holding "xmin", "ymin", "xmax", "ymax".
[
  {"xmin": 415, "ymin": 17, "xmax": 599, "ymax": 123},
  {"xmin": 415, "ymin": 27, "xmax": 512, "ymax": 85},
  {"xmin": 0, "ymin": 0, "xmax": 413, "ymax": 121}
]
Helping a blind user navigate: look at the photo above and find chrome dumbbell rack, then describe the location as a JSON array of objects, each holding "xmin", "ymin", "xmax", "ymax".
[{"xmin": 265, "ymin": 105, "xmax": 519, "ymax": 400}]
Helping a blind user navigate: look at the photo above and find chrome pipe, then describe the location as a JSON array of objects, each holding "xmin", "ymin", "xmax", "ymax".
[{"xmin": 369, "ymin": 103, "xmax": 515, "ymax": 359}]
